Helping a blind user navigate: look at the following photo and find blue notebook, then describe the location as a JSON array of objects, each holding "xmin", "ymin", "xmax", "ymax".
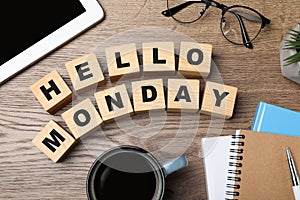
[{"xmin": 251, "ymin": 101, "xmax": 300, "ymax": 136}]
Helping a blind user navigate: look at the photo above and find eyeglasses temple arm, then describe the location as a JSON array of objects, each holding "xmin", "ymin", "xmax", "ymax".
[
  {"xmin": 161, "ymin": 1, "xmax": 203, "ymax": 17},
  {"xmin": 236, "ymin": 15, "xmax": 253, "ymax": 49}
]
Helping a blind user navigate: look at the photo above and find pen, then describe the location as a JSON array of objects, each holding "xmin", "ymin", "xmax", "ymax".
[{"xmin": 286, "ymin": 147, "xmax": 300, "ymax": 200}]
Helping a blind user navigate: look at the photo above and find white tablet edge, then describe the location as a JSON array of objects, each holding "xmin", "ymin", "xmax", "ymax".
[{"xmin": 0, "ymin": 0, "xmax": 104, "ymax": 85}]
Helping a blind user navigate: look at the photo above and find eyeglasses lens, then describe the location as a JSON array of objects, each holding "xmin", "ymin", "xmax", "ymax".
[
  {"xmin": 167, "ymin": 0, "xmax": 207, "ymax": 23},
  {"xmin": 221, "ymin": 7, "xmax": 263, "ymax": 44}
]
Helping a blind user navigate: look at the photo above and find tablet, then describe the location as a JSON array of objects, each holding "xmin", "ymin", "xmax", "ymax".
[{"xmin": 0, "ymin": 0, "xmax": 104, "ymax": 85}]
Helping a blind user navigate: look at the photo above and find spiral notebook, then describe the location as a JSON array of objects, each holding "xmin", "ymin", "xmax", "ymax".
[
  {"xmin": 202, "ymin": 135, "xmax": 233, "ymax": 200},
  {"xmin": 202, "ymin": 130, "xmax": 300, "ymax": 200}
]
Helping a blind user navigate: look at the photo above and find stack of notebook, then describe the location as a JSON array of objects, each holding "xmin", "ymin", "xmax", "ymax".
[
  {"xmin": 202, "ymin": 102, "xmax": 300, "ymax": 200},
  {"xmin": 251, "ymin": 101, "xmax": 300, "ymax": 136}
]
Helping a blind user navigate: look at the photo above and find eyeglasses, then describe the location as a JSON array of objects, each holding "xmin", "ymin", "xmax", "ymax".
[{"xmin": 161, "ymin": 0, "xmax": 271, "ymax": 49}]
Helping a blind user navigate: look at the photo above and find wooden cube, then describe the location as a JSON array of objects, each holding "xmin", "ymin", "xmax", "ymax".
[
  {"xmin": 61, "ymin": 98, "xmax": 103, "ymax": 139},
  {"xmin": 200, "ymin": 82, "xmax": 238, "ymax": 119},
  {"xmin": 30, "ymin": 70, "xmax": 72, "ymax": 114},
  {"xmin": 142, "ymin": 42, "xmax": 175, "ymax": 76},
  {"xmin": 131, "ymin": 79, "xmax": 165, "ymax": 113},
  {"xmin": 167, "ymin": 79, "xmax": 200, "ymax": 113},
  {"xmin": 32, "ymin": 120, "xmax": 77, "ymax": 163},
  {"xmin": 94, "ymin": 84, "xmax": 133, "ymax": 123},
  {"xmin": 178, "ymin": 42, "xmax": 212, "ymax": 79},
  {"xmin": 65, "ymin": 53, "xmax": 105, "ymax": 93},
  {"xmin": 105, "ymin": 43, "xmax": 140, "ymax": 82}
]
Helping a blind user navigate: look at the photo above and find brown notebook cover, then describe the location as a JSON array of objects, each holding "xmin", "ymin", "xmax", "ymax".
[{"xmin": 226, "ymin": 130, "xmax": 300, "ymax": 200}]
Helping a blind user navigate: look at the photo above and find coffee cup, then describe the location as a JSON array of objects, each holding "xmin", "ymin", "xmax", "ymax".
[{"xmin": 86, "ymin": 145, "xmax": 188, "ymax": 200}]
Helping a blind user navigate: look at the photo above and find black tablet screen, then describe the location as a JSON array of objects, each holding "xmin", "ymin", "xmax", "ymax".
[{"xmin": 1, "ymin": 0, "xmax": 86, "ymax": 66}]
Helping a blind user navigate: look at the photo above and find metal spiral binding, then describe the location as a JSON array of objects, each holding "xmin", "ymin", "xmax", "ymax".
[
  {"xmin": 230, "ymin": 149, "xmax": 243, "ymax": 154},
  {"xmin": 225, "ymin": 133, "xmax": 245, "ymax": 200}
]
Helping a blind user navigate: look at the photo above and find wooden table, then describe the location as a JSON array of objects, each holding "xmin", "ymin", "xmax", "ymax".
[{"xmin": 1, "ymin": 0, "xmax": 300, "ymax": 199}]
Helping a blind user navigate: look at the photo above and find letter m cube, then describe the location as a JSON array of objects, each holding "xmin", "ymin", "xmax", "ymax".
[{"xmin": 32, "ymin": 120, "xmax": 76, "ymax": 162}]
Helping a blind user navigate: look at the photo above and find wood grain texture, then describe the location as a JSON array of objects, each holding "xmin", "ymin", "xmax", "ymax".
[{"xmin": 1, "ymin": 0, "xmax": 300, "ymax": 199}]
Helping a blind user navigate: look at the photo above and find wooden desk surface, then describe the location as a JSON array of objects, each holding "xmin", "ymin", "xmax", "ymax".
[{"xmin": 1, "ymin": 0, "xmax": 300, "ymax": 199}]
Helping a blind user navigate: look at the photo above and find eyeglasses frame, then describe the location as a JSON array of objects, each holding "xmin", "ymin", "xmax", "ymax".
[{"xmin": 162, "ymin": 0, "xmax": 271, "ymax": 49}]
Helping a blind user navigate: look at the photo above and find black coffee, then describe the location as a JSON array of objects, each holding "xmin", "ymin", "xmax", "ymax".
[{"xmin": 92, "ymin": 151, "xmax": 159, "ymax": 200}]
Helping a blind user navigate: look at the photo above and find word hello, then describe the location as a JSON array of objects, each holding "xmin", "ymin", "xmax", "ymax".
[{"xmin": 30, "ymin": 42, "xmax": 238, "ymax": 162}]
